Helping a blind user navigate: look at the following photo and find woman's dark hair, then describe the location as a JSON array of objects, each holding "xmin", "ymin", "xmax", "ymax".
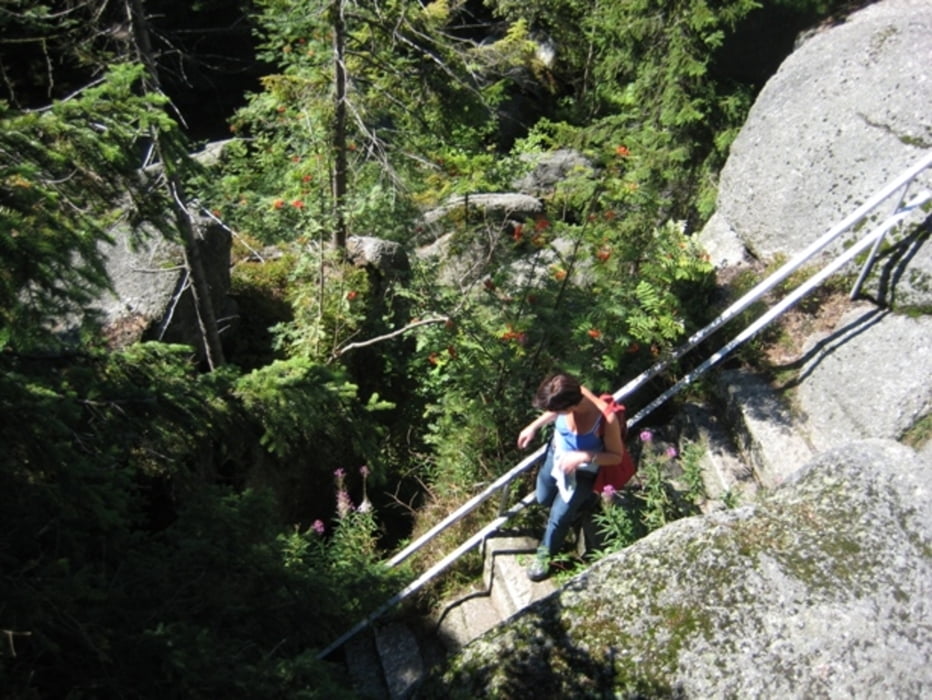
[{"xmin": 533, "ymin": 373, "xmax": 582, "ymax": 412}]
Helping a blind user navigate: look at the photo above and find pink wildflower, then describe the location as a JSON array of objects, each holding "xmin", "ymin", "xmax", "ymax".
[
  {"xmin": 601, "ymin": 484, "xmax": 617, "ymax": 504},
  {"xmin": 639, "ymin": 430, "xmax": 653, "ymax": 443},
  {"xmin": 311, "ymin": 519, "xmax": 326, "ymax": 535},
  {"xmin": 665, "ymin": 446, "xmax": 678, "ymax": 459},
  {"xmin": 336, "ymin": 489, "xmax": 354, "ymax": 519}
]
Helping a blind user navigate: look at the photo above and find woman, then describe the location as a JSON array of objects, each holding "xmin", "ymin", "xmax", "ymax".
[{"xmin": 517, "ymin": 372, "xmax": 625, "ymax": 581}]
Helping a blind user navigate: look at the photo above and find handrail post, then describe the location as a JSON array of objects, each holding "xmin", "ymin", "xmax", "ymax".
[{"xmin": 850, "ymin": 179, "xmax": 925, "ymax": 300}]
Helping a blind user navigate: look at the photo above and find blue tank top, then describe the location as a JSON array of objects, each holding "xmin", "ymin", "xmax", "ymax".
[{"xmin": 553, "ymin": 413, "xmax": 603, "ymax": 474}]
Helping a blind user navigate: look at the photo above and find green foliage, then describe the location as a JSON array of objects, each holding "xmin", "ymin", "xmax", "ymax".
[
  {"xmin": 495, "ymin": 0, "xmax": 759, "ymax": 232},
  {"xmin": 722, "ymin": 489, "xmax": 740, "ymax": 509},
  {"xmin": 206, "ymin": 0, "xmax": 537, "ymax": 244},
  {"xmin": 593, "ymin": 497, "xmax": 644, "ymax": 551},
  {"xmin": 0, "ymin": 341, "xmax": 404, "ymax": 697},
  {"xmin": 902, "ymin": 411, "xmax": 932, "ymax": 450},
  {"xmin": 405, "ymin": 148, "xmax": 715, "ymax": 501},
  {"xmin": 593, "ymin": 434, "xmax": 708, "ymax": 559},
  {"xmin": 680, "ymin": 441, "xmax": 707, "ymax": 504},
  {"xmin": 234, "ymin": 355, "xmax": 385, "ymax": 464},
  {"xmin": 270, "ymin": 249, "xmax": 373, "ymax": 361}
]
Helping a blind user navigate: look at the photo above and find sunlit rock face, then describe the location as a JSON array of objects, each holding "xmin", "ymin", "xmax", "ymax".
[
  {"xmin": 699, "ymin": 0, "xmax": 932, "ymax": 308},
  {"xmin": 423, "ymin": 438, "xmax": 932, "ymax": 698}
]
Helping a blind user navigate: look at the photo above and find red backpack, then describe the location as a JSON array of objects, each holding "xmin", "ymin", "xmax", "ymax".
[{"xmin": 592, "ymin": 394, "xmax": 637, "ymax": 494}]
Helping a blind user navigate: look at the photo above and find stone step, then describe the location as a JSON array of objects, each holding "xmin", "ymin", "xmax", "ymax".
[
  {"xmin": 344, "ymin": 628, "xmax": 390, "ymax": 699},
  {"xmin": 483, "ymin": 535, "xmax": 557, "ymax": 619},
  {"xmin": 343, "ymin": 620, "xmax": 431, "ymax": 700},
  {"xmin": 716, "ymin": 369, "xmax": 816, "ymax": 489},
  {"xmin": 346, "ymin": 534, "xmax": 557, "ymax": 696},
  {"xmin": 431, "ymin": 535, "xmax": 556, "ymax": 654},
  {"xmin": 374, "ymin": 622, "xmax": 424, "ymax": 700},
  {"xmin": 433, "ymin": 586, "xmax": 502, "ymax": 653},
  {"xmin": 678, "ymin": 368, "xmax": 817, "ymax": 508},
  {"xmin": 679, "ymin": 401, "xmax": 759, "ymax": 508}
]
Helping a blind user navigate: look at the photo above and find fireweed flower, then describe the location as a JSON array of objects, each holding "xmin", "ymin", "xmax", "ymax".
[
  {"xmin": 336, "ymin": 489, "xmax": 354, "ymax": 518},
  {"xmin": 312, "ymin": 519, "xmax": 326, "ymax": 535},
  {"xmin": 601, "ymin": 484, "xmax": 617, "ymax": 504},
  {"xmin": 639, "ymin": 430, "xmax": 653, "ymax": 443},
  {"xmin": 333, "ymin": 468, "xmax": 353, "ymax": 517},
  {"xmin": 358, "ymin": 464, "xmax": 373, "ymax": 513}
]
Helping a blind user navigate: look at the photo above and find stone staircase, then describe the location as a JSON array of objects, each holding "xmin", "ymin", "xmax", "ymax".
[
  {"xmin": 337, "ymin": 367, "xmax": 811, "ymax": 698},
  {"xmin": 433, "ymin": 535, "xmax": 558, "ymax": 652},
  {"xmin": 679, "ymin": 367, "xmax": 816, "ymax": 506},
  {"xmin": 342, "ymin": 534, "xmax": 557, "ymax": 699}
]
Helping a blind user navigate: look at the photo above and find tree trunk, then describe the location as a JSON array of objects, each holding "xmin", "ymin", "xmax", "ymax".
[
  {"xmin": 331, "ymin": 0, "xmax": 348, "ymax": 251},
  {"xmin": 125, "ymin": 0, "xmax": 225, "ymax": 369}
]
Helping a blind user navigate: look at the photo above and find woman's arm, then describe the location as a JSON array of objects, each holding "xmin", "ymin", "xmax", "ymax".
[
  {"xmin": 580, "ymin": 389, "xmax": 625, "ymax": 466},
  {"xmin": 596, "ymin": 413, "xmax": 625, "ymax": 464},
  {"xmin": 517, "ymin": 411, "xmax": 557, "ymax": 448}
]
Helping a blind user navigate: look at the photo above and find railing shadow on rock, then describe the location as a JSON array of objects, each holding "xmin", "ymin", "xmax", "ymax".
[{"xmin": 317, "ymin": 149, "xmax": 932, "ymax": 662}]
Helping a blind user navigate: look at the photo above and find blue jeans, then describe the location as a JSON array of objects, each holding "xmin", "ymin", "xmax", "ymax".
[{"xmin": 535, "ymin": 443, "xmax": 596, "ymax": 556}]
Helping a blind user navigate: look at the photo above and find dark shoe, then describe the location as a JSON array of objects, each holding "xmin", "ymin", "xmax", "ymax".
[{"xmin": 527, "ymin": 551, "xmax": 550, "ymax": 582}]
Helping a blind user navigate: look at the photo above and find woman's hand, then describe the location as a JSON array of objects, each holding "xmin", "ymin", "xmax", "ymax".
[
  {"xmin": 517, "ymin": 425, "xmax": 537, "ymax": 449},
  {"xmin": 560, "ymin": 450, "xmax": 592, "ymax": 474},
  {"xmin": 517, "ymin": 411, "xmax": 557, "ymax": 449}
]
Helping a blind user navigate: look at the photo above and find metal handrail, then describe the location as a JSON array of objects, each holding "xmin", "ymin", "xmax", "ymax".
[{"xmin": 317, "ymin": 151, "xmax": 932, "ymax": 660}]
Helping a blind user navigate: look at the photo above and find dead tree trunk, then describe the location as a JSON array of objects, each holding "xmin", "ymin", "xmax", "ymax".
[
  {"xmin": 331, "ymin": 0, "xmax": 348, "ymax": 251},
  {"xmin": 125, "ymin": 0, "xmax": 225, "ymax": 369}
]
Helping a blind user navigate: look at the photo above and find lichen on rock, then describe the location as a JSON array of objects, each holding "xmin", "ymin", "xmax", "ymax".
[{"xmin": 419, "ymin": 439, "xmax": 932, "ymax": 698}]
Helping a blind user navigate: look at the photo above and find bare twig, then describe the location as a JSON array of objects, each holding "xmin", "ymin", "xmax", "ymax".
[
  {"xmin": 198, "ymin": 204, "xmax": 266, "ymax": 262},
  {"xmin": 333, "ymin": 316, "xmax": 449, "ymax": 357},
  {"xmin": 3, "ymin": 629, "xmax": 32, "ymax": 658}
]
